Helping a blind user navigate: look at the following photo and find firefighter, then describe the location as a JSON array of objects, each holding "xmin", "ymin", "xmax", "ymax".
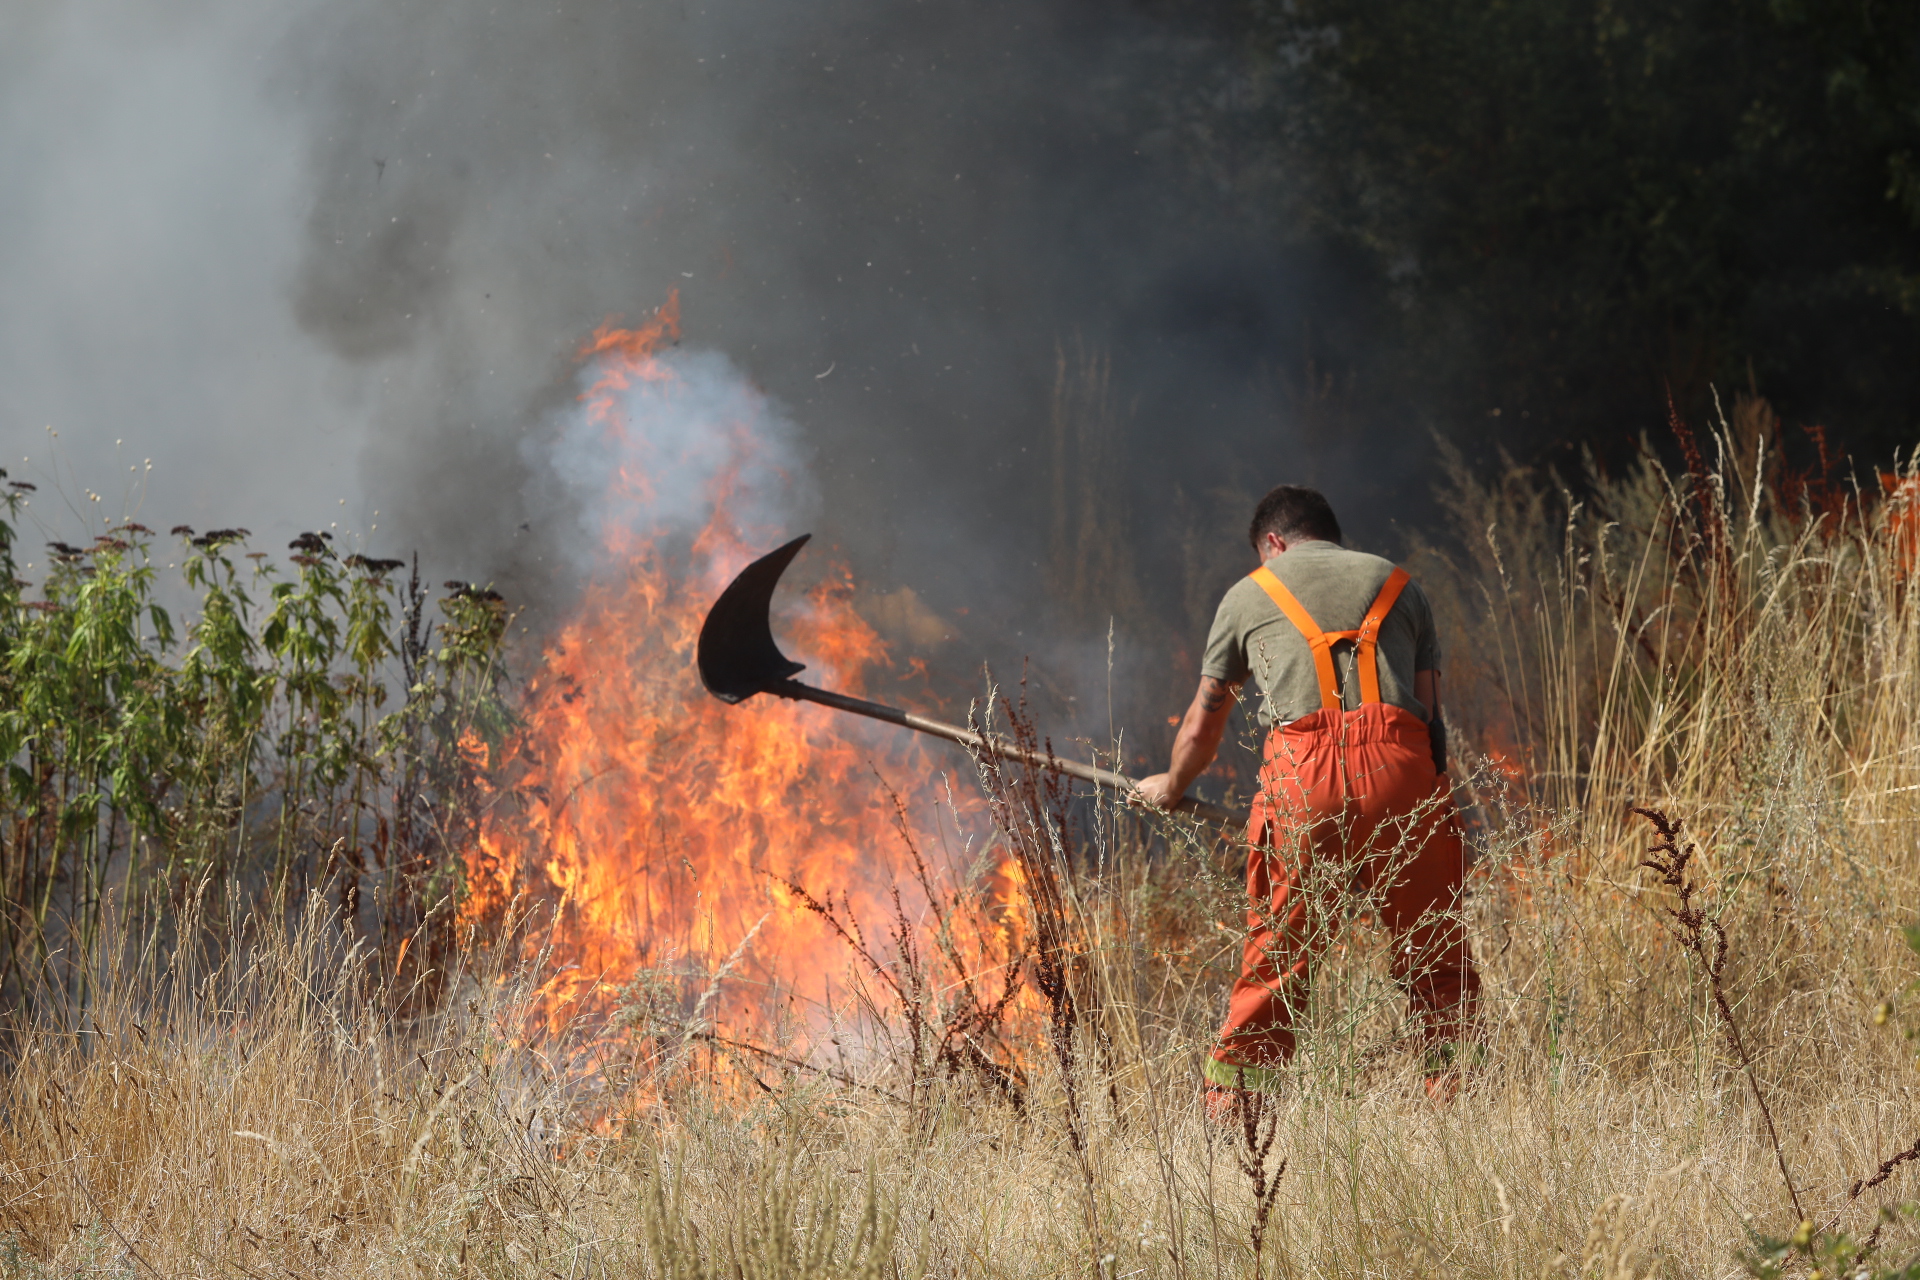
[{"xmin": 1137, "ymin": 485, "xmax": 1479, "ymax": 1101}]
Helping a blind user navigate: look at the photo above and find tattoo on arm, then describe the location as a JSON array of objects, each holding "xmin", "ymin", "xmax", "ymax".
[{"xmin": 1198, "ymin": 678, "xmax": 1232, "ymax": 713}]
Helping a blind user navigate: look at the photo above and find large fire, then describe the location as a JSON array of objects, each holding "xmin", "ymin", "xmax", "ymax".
[{"xmin": 462, "ymin": 295, "xmax": 973, "ymax": 1037}]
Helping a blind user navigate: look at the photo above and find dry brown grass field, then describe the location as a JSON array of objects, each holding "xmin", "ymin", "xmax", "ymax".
[{"xmin": 4, "ymin": 410, "xmax": 1919, "ymax": 1278}]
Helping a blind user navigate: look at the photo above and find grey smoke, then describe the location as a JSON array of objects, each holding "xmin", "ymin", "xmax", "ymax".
[
  {"xmin": 2, "ymin": 0, "xmax": 1412, "ymax": 731},
  {"xmin": 0, "ymin": 1, "xmax": 364, "ymax": 544},
  {"xmin": 541, "ymin": 343, "xmax": 816, "ymax": 579}
]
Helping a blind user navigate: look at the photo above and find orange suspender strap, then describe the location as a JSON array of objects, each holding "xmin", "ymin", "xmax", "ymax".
[
  {"xmin": 1353, "ymin": 567, "xmax": 1411, "ymax": 704},
  {"xmin": 1248, "ymin": 566, "xmax": 1341, "ymax": 709},
  {"xmin": 1248, "ymin": 565, "xmax": 1412, "ymax": 709}
]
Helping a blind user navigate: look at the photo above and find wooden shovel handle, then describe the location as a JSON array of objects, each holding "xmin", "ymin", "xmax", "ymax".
[{"xmin": 768, "ymin": 680, "xmax": 1237, "ymax": 825}]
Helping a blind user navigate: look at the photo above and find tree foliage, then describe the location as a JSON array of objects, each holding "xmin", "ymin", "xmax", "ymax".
[{"xmin": 1201, "ymin": 0, "xmax": 1920, "ymax": 457}]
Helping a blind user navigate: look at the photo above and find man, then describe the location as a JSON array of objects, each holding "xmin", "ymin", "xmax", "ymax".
[{"xmin": 1137, "ymin": 485, "xmax": 1478, "ymax": 1098}]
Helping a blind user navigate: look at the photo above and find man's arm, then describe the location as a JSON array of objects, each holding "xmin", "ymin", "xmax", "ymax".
[{"xmin": 1136, "ymin": 675, "xmax": 1241, "ymax": 809}]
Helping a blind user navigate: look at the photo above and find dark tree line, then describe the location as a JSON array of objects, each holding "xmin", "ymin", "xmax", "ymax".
[{"xmin": 1155, "ymin": 0, "xmax": 1920, "ymax": 462}]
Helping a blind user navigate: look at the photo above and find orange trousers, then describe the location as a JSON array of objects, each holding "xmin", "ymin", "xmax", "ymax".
[{"xmin": 1209, "ymin": 703, "xmax": 1479, "ymax": 1080}]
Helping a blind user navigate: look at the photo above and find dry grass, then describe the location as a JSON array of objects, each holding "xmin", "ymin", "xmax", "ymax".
[{"xmin": 5, "ymin": 410, "xmax": 1920, "ymax": 1278}]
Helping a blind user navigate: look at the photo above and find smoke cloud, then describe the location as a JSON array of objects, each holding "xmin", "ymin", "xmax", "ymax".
[
  {"xmin": 0, "ymin": 1, "xmax": 363, "ymax": 545},
  {"xmin": 546, "ymin": 330, "xmax": 815, "ymax": 575},
  {"xmin": 2, "ymin": 0, "xmax": 1412, "ymax": 734}
]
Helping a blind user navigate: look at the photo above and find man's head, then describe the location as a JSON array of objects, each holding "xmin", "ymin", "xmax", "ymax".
[{"xmin": 1248, "ymin": 485, "xmax": 1342, "ymax": 555}]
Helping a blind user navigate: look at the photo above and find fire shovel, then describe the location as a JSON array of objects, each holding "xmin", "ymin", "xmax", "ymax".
[{"xmin": 696, "ymin": 534, "xmax": 1235, "ymax": 824}]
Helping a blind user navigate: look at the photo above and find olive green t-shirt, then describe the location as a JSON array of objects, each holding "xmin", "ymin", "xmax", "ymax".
[{"xmin": 1200, "ymin": 541, "xmax": 1441, "ymax": 727}]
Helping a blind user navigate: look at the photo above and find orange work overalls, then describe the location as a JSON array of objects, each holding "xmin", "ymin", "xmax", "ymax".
[{"xmin": 1206, "ymin": 565, "xmax": 1480, "ymax": 1088}]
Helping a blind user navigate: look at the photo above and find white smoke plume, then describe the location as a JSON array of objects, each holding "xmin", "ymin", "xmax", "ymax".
[{"xmin": 541, "ymin": 340, "xmax": 815, "ymax": 580}]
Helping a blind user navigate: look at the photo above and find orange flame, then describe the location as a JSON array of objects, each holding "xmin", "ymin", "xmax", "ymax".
[{"xmin": 466, "ymin": 297, "xmax": 972, "ymax": 1035}]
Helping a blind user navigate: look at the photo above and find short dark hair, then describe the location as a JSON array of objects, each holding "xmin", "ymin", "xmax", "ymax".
[{"xmin": 1248, "ymin": 485, "xmax": 1342, "ymax": 550}]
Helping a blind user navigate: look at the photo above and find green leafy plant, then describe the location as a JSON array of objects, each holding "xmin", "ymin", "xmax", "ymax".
[{"xmin": 0, "ymin": 483, "xmax": 514, "ymax": 1014}]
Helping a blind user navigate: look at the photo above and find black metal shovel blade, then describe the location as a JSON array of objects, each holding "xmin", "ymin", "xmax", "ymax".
[{"xmin": 696, "ymin": 533, "xmax": 812, "ymax": 703}]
